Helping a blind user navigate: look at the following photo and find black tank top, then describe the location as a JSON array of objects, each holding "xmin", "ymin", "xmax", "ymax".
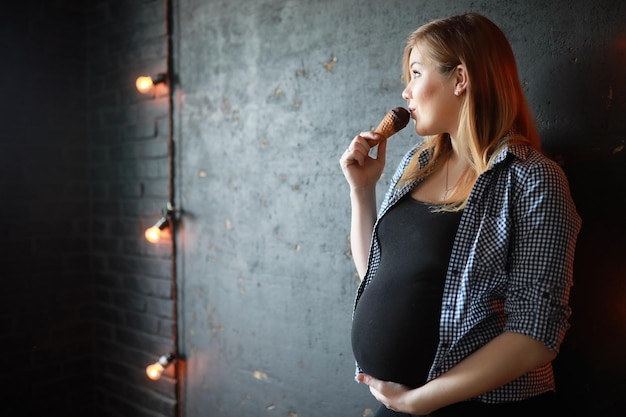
[{"xmin": 351, "ymin": 195, "xmax": 462, "ymax": 388}]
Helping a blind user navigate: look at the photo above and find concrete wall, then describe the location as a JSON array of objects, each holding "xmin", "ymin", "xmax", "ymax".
[{"xmin": 174, "ymin": 0, "xmax": 626, "ymax": 416}]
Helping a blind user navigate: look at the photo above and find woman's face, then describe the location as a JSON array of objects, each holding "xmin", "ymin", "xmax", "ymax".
[{"xmin": 402, "ymin": 47, "xmax": 461, "ymax": 138}]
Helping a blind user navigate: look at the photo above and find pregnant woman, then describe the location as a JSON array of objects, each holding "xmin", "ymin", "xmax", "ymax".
[{"xmin": 339, "ymin": 12, "xmax": 581, "ymax": 417}]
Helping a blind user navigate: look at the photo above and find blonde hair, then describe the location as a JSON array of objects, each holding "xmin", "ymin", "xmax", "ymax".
[{"xmin": 399, "ymin": 13, "xmax": 540, "ymax": 209}]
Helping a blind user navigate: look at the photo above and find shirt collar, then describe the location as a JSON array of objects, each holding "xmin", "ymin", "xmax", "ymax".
[
  {"xmin": 414, "ymin": 140, "xmax": 532, "ymax": 168},
  {"xmin": 491, "ymin": 141, "xmax": 534, "ymax": 167}
]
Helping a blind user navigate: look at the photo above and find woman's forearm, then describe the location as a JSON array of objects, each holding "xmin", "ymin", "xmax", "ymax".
[
  {"xmin": 406, "ymin": 332, "xmax": 557, "ymax": 414},
  {"xmin": 349, "ymin": 187, "xmax": 378, "ymax": 279}
]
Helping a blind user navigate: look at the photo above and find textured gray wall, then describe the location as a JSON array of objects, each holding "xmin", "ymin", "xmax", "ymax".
[{"xmin": 173, "ymin": 1, "xmax": 626, "ymax": 416}]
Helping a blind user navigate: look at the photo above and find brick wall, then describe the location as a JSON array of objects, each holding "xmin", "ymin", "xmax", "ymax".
[
  {"xmin": 0, "ymin": 1, "xmax": 178, "ymax": 416},
  {"xmin": 86, "ymin": 0, "xmax": 177, "ymax": 416},
  {"xmin": 0, "ymin": 1, "xmax": 93, "ymax": 415}
]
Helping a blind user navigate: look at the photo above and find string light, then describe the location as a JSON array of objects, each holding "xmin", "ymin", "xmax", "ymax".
[
  {"xmin": 135, "ymin": 73, "xmax": 168, "ymax": 94},
  {"xmin": 145, "ymin": 216, "xmax": 169, "ymax": 243},
  {"xmin": 145, "ymin": 202, "xmax": 176, "ymax": 244},
  {"xmin": 146, "ymin": 353, "xmax": 176, "ymax": 380}
]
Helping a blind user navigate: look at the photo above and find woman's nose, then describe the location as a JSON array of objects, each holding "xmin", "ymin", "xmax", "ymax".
[{"xmin": 402, "ymin": 86, "xmax": 411, "ymax": 100}]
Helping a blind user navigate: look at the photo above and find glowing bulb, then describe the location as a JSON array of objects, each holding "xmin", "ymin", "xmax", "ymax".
[
  {"xmin": 136, "ymin": 76, "xmax": 154, "ymax": 94},
  {"xmin": 145, "ymin": 226, "xmax": 162, "ymax": 243},
  {"xmin": 145, "ymin": 217, "xmax": 169, "ymax": 243},
  {"xmin": 146, "ymin": 353, "xmax": 175, "ymax": 381},
  {"xmin": 146, "ymin": 362, "xmax": 165, "ymax": 380}
]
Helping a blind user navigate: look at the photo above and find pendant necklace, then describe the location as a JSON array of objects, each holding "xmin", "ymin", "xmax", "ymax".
[{"xmin": 443, "ymin": 157, "xmax": 451, "ymax": 200}]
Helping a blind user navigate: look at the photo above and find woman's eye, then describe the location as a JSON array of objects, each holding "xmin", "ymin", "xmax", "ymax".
[{"xmin": 411, "ymin": 70, "xmax": 421, "ymax": 78}]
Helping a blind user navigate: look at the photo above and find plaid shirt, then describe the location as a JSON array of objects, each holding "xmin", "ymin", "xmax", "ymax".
[{"xmin": 353, "ymin": 141, "xmax": 581, "ymax": 403}]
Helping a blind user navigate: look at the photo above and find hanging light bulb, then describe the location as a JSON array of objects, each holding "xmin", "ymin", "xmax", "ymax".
[
  {"xmin": 135, "ymin": 73, "xmax": 168, "ymax": 94},
  {"xmin": 146, "ymin": 361, "xmax": 165, "ymax": 380},
  {"xmin": 145, "ymin": 202, "xmax": 177, "ymax": 244},
  {"xmin": 136, "ymin": 76, "xmax": 154, "ymax": 94},
  {"xmin": 145, "ymin": 216, "xmax": 169, "ymax": 243},
  {"xmin": 146, "ymin": 353, "xmax": 176, "ymax": 380}
]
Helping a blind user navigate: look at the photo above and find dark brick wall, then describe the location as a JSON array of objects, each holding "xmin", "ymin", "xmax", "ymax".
[
  {"xmin": 1, "ymin": 0, "xmax": 178, "ymax": 416},
  {"xmin": 86, "ymin": 0, "xmax": 177, "ymax": 416},
  {"xmin": 0, "ymin": 1, "xmax": 93, "ymax": 415}
]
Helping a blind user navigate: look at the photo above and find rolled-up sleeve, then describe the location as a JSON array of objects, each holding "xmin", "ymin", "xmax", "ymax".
[{"xmin": 504, "ymin": 159, "xmax": 581, "ymax": 352}]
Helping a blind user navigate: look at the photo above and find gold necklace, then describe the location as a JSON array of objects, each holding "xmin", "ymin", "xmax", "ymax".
[{"xmin": 443, "ymin": 157, "xmax": 450, "ymax": 200}]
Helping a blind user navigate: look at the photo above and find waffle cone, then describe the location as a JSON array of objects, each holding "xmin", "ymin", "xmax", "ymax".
[{"xmin": 373, "ymin": 107, "xmax": 410, "ymax": 143}]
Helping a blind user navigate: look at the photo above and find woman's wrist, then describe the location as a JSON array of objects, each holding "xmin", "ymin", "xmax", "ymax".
[
  {"xmin": 349, "ymin": 185, "xmax": 376, "ymax": 203},
  {"xmin": 403, "ymin": 379, "xmax": 452, "ymax": 416}
]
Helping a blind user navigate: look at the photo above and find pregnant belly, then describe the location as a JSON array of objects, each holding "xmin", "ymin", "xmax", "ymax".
[{"xmin": 351, "ymin": 278, "xmax": 442, "ymax": 388}]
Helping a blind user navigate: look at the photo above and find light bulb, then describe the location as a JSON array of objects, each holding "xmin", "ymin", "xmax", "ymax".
[
  {"xmin": 145, "ymin": 226, "xmax": 162, "ymax": 243},
  {"xmin": 146, "ymin": 362, "xmax": 165, "ymax": 380},
  {"xmin": 136, "ymin": 76, "xmax": 154, "ymax": 94},
  {"xmin": 146, "ymin": 353, "xmax": 175, "ymax": 381},
  {"xmin": 145, "ymin": 217, "xmax": 169, "ymax": 243}
]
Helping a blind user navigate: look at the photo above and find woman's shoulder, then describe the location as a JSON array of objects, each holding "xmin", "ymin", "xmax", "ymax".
[
  {"xmin": 502, "ymin": 144, "xmax": 577, "ymax": 204},
  {"xmin": 504, "ymin": 144, "xmax": 567, "ymax": 177},
  {"xmin": 501, "ymin": 144, "xmax": 581, "ymax": 229}
]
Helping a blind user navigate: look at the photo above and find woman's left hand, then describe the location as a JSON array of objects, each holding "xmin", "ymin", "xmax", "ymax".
[{"xmin": 356, "ymin": 373, "xmax": 412, "ymax": 413}]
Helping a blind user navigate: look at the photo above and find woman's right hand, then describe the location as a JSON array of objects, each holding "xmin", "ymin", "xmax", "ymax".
[
  {"xmin": 339, "ymin": 131, "xmax": 387, "ymax": 191},
  {"xmin": 340, "ymin": 131, "xmax": 386, "ymax": 278}
]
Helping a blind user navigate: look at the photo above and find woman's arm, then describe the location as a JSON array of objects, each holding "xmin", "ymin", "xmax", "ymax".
[
  {"xmin": 348, "ymin": 186, "xmax": 377, "ymax": 278},
  {"xmin": 358, "ymin": 331, "xmax": 556, "ymax": 414},
  {"xmin": 340, "ymin": 133, "xmax": 387, "ymax": 279}
]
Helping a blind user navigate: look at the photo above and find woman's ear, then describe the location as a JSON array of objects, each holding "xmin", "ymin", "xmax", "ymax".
[{"xmin": 454, "ymin": 65, "xmax": 468, "ymax": 96}]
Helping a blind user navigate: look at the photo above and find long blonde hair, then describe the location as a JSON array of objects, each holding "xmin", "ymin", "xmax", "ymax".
[{"xmin": 399, "ymin": 13, "xmax": 540, "ymax": 208}]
